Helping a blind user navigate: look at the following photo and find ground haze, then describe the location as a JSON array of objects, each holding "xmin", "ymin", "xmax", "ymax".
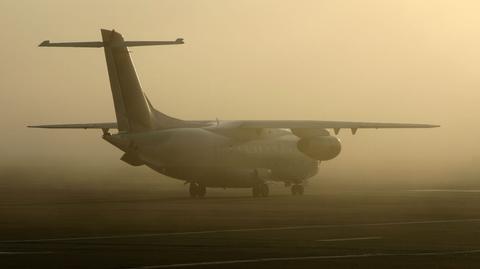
[{"xmin": 1, "ymin": 1, "xmax": 480, "ymax": 268}]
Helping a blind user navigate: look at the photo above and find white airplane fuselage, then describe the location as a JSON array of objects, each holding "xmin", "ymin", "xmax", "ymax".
[{"xmin": 103, "ymin": 127, "xmax": 339, "ymax": 187}]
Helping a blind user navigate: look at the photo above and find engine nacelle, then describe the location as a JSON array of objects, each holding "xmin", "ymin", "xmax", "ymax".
[{"xmin": 297, "ymin": 135, "xmax": 341, "ymax": 161}]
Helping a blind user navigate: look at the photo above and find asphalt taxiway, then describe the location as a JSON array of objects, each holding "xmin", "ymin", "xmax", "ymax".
[{"xmin": 1, "ymin": 181, "xmax": 480, "ymax": 268}]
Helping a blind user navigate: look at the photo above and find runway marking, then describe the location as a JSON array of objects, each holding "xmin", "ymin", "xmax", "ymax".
[
  {"xmin": 316, "ymin": 236, "xmax": 382, "ymax": 242},
  {"xmin": 410, "ymin": 189, "xmax": 480, "ymax": 193},
  {"xmin": 124, "ymin": 249, "xmax": 480, "ymax": 268},
  {"xmin": 2, "ymin": 218, "xmax": 480, "ymax": 243}
]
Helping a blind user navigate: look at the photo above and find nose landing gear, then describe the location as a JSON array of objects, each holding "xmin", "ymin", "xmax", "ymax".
[
  {"xmin": 189, "ymin": 182, "xmax": 206, "ymax": 198},
  {"xmin": 291, "ymin": 184, "xmax": 304, "ymax": 196}
]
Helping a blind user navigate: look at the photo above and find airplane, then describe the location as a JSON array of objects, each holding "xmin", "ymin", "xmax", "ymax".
[{"xmin": 30, "ymin": 29, "xmax": 439, "ymax": 198}]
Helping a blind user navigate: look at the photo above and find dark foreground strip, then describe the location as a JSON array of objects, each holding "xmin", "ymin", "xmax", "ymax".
[
  {"xmin": 0, "ymin": 251, "xmax": 54, "ymax": 255},
  {"xmin": 126, "ymin": 249, "xmax": 480, "ymax": 268},
  {"xmin": 2, "ymin": 218, "xmax": 480, "ymax": 243}
]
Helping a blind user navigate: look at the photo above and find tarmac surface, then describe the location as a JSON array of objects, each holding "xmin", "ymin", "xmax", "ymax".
[{"xmin": 1, "ymin": 177, "xmax": 480, "ymax": 268}]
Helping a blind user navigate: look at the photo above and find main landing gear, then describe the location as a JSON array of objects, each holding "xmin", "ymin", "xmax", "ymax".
[
  {"xmin": 291, "ymin": 184, "xmax": 304, "ymax": 196},
  {"xmin": 189, "ymin": 182, "xmax": 206, "ymax": 198},
  {"xmin": 252, "ymin": 183, "xmax": 269, "ymax": 197}
]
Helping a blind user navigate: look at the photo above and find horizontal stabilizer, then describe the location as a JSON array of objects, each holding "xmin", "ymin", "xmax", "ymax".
[
  {"xmin": 39, "ymin": 41, "xmax": 103, "ymax": 47},
  {"xmin": 39, "ymin": 38, "xmax": 184, "ymax": 48},
  {"xmin": 28, "ymin": 122, "xmax": 118, "ymax": 129}
]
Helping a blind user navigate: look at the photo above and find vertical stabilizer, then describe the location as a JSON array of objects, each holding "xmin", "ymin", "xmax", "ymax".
[{"xmin": 101, "ymin": 29, "xmax": 152, "ymax": 132}]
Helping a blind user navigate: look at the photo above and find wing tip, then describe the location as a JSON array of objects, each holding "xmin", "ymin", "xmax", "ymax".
[
  {"xmin": 27, "ymin": 124, "xmax": 56, "ymax": 129},
  {"xmin": 38, "ymin": 40, "xmax": 50, "ymax": 47}
]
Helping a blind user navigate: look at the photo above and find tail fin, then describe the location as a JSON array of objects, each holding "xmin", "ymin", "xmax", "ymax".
[
  {"xmin": 101, "ymin": 29, "xmax": 151, "ymax": 132},
  {"xmin": 40, "ymin": 29, "xmax": 186, "ymax": 133}
]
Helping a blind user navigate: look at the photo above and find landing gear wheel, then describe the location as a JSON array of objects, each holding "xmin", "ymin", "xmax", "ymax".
[
  {"xmin": 298, "ymin": 185, "xmax": 304, "ymax": 195},
  {"xmin": 291, "ymin": 184, "xmax": 304, "ymax": 196},
  {"xmin": 190, "ymin": 183, "xmax": 207, "ymax": 198},
  {"xmin": 197, "ymin": 183, "xmax": 207, "ymax": 198},
  {"xmin": 189, "ymin": 183, "xmax": 199, "ymax": 198},
  {"xmin": 260, "ymin": 183, "xmax": 269, "ymax": 197},
  {"xmin": 252, "ymin": 183, "xmax": 269, "ymax": 197},
  {"xmin": 252, "ymin": 185, "xmax": 260, "ymax": 197}
]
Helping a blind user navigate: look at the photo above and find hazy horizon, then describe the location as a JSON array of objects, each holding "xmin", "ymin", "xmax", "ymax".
[{"xmin": 1, "ymin": 0, "xmax": 479, "ymax": 185}]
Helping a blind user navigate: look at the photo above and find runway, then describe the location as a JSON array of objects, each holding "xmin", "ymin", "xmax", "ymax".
[{"xmin": 1, "ymin": 183, "xmax": 480, "ymax": 268}]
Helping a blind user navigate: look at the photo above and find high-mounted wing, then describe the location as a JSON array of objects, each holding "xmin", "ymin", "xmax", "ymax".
[
  {"xmin": 230, "ymin": 120, "xmax": 438, "ymax": 129},
  {"xmin": 210, "ymin": 120, "xmax": 439, "ymax": 135}
]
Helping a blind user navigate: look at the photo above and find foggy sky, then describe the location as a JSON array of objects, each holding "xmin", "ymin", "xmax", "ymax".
[{"xmin": 1, "ymin": 0, "xmax": 479, "ymax": 179}]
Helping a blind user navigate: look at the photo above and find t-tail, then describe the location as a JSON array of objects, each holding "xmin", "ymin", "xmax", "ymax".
[{"xmin": 33, "ymin": 29, "xmax": 202, "ymax": 133}]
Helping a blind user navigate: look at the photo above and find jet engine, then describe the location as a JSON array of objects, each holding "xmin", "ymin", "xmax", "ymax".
[{"xmin": 297, "ymin": 135, "xmax": 341, "ymax": 161}]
